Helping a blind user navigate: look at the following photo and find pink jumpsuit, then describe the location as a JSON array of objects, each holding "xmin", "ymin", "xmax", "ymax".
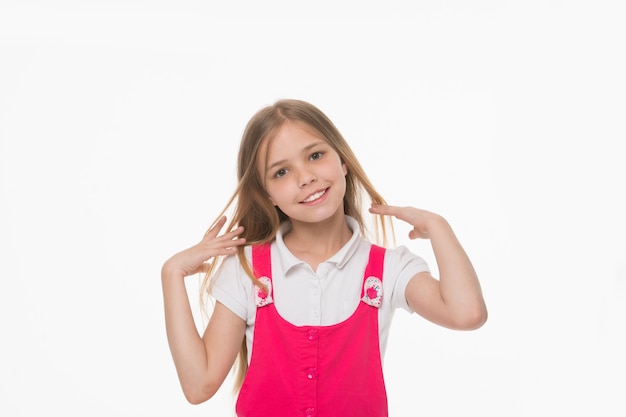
[{"xmin": 235, "ymin": 244, "xmax": 389, "ymax": 417}]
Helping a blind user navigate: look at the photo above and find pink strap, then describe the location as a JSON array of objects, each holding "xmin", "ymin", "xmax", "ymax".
[
  {"xmin": 361, "ymin": 244, "xmax": 385, "ymax": 298},
  {"xmin": 252, "ymin": 244, "xmax": 272, "ymax": 280}
]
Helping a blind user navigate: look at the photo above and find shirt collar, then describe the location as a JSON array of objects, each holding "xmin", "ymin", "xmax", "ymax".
[{"xmin": 275, "ymin": 215, "xmax": 362, "ymax": 275}]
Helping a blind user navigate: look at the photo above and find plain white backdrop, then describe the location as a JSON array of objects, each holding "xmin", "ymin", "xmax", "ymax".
[{"xmin": 1, "ymin": 1, "xmax": 624, "ymax": 416}]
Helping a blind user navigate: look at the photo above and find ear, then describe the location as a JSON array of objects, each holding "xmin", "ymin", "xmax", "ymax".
[{"xmin": 342, "ymin": 162, "xmax": 348, "ymax": 176}]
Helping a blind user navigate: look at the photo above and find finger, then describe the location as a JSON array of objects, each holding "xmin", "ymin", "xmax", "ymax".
[
  {"xmin": 212, "ymin": 242, "xmax": 246, "ymax": 257},
  {"xmin": 368, "ymin": 203, "xmax": 400, "ymax": 216},
  {"xmin": 206, "ymin": 236, "xmax": 247, "ymax": 254},
  {"xmin": 204, "ymin": 216, "xmax": 228, "ymax": 238},
  {"xmin": 223, "ymin": 237, "xmax": 247, "ymax": 248},
  {"xmin": 371, "ymin": 204, "xmax": 420, "ymax": 229},
  {"xmin": 371, "ymin": 205, "xmax": 412, "ymax": 224},
  {"xmin": 214, "ymin": 226, "xmax": 245, "ymax": 243}
]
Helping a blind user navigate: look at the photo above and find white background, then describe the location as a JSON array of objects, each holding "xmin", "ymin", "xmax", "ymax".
[{"xmin": 1, "ymin": 1, "xmax": 624, "ymax": 416}]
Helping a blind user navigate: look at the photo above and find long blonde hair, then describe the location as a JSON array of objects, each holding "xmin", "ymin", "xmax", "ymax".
[{"xmin": 201, "ymin": 99, "xmax": 393, "ymax": 392}]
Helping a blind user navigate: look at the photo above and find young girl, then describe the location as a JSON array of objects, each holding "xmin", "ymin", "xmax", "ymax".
[{"xmin": 161, "ymin": 99, "xmax": 487, "ymax": 416}]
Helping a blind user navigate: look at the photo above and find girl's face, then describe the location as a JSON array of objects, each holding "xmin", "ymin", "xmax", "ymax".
[{"xmin": 258, "ymin": 121, "xmax": 348, "ymax": 225}]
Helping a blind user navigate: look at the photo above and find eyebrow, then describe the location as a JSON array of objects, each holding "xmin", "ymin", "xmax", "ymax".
[{"xmin": 265, "ymin": 141, "xmax": 326, "ymax": 173}]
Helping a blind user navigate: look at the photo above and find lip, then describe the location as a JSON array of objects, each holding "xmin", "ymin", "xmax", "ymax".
[{"xmin": 299, "ymin": 187, "xmax": 329, "ymax": 204}]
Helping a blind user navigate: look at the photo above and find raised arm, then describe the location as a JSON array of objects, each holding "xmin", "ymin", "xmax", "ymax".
[
  {"xmin": 369, "ymin": 204, "xmax": 487, "ymax": 330},
  {"xmin": 161, "ymin": 216, "xmax": 247, "ymax": 404}
]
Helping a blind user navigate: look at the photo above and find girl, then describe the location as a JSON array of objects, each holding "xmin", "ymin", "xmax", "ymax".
[{"xmin": 161, "ymin": 99, "xmax": 488, "ymax": 416}]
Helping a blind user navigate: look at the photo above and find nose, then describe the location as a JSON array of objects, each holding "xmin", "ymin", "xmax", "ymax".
[{"xmin": 298, "ymin": 169, "xmax": 317, "ymax": 188}]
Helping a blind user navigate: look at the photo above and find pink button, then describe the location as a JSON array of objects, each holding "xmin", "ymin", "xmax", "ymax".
[
  {"xmin": 306, "ymin": 407, "xmax": 316, "ymax": 416},
  {"xmin": 307, "ymin": 329, "xmax": 318, "ymax": 341},
  {"xmin": 306, "ymin": 367, "xmax": 318, "ymax": 380}
]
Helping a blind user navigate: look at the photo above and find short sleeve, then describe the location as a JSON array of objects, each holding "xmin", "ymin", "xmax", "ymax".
[
  {"xmin": 384, "ymin": 245, "xmax": 430, "ymax": 313},
  {"xmin": 210, "ymin": 250, "xmax": 253, "ymax": 321}
]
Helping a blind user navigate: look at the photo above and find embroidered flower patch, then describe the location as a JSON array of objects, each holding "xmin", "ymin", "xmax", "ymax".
[
  {"xmin": 255, "ymin": 276, "xmax": 273, "ymax": 307},
  {"xmin": 361, "ymin": 276, "xmax": 382, "ymax": 307}
]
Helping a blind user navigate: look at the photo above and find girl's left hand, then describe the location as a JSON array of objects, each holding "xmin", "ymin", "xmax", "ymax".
[{"xmin": 369, "ymin": 203, "xmax": 445, "ymax": 240}]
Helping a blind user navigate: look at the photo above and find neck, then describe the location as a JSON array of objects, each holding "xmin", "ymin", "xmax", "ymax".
[{"xmin": 283, "ymin": 213, "xmax": 352, "ymax": 265}]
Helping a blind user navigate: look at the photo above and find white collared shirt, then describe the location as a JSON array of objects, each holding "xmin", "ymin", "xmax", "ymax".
[{"xmin": 211, "ymin": 216, "xmax": 430, "ymax": 362}]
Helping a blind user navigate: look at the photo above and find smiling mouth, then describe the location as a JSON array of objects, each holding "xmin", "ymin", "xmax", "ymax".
[{"xmin": 301, "ymin": 188, "xmax": 328, "ymax": 203}]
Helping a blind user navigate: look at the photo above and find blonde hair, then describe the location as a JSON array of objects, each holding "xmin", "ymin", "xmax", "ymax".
[{"xmin": 201, "ymin": 98, "xmax": 393, "ymax": 392}]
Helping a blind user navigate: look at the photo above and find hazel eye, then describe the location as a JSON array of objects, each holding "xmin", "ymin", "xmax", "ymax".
[
  {"xmin": 310, "ymin": 151, "xmax": 323, "ymax": 160},
  {"xmin": 274, "ymin": 168, "xmax": 287, "ymax": 178}
]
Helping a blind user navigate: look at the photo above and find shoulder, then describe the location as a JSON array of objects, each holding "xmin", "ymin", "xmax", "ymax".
[
  {"xmin": 383, "ymin": 245, "xmax": 429, "ymax": 271},
  {"xmin": 217, "ymin": 245, "xmax": 252, "ymax": 270},
  {"xmin": 380, "ymin": 245, "xmax": 430, "ymax": 291},
  {"xmin": 211, "ymin": 247, "xmax": 255, "ymax": 291}
]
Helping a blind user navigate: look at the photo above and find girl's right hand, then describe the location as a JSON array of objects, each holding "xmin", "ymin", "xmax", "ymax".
[{"xmin": 162, "ymin": 216, "xmax": 246, "ymax": 278}]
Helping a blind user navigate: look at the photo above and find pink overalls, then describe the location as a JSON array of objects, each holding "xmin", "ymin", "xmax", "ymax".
[{"xmin": 235, "ymin": 244, "xmax": 389, "ymax": 417}]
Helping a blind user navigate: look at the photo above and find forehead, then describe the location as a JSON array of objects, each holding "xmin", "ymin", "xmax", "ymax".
[
  {"xmin": 273, "ymin": 120, "xmax": 324, "ymax": 145},
  {"xmin": 259, "ymin": 121, "xmax": 327, "ymax": 160}
]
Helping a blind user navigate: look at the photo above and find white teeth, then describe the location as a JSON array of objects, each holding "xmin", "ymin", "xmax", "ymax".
[{"xmin": 302, "ymin": 189, "xmax": 326, "ymax": 203}]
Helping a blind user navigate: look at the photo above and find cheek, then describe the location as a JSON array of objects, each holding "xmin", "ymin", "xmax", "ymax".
[
  {"xmin": 265, "ymin": 186, "xmax": 277, "ymax": 205},
  {"xmin": 265, "ymin": 182, "xmax": 286, "ymax": 206}
]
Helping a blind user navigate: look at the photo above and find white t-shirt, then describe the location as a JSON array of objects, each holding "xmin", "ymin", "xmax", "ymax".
[{"xmin": 211, "ymin": 216, "xmax": 430, "ymax": 362}]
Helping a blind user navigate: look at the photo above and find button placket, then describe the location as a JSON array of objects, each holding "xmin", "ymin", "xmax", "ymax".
[
  {"xmin": 306, "ymin": 331, "xmax": 319, "ymax": 380},
  {"xmin": 303, "ymin": 329, "xmax": 319, "ymax": 415}
]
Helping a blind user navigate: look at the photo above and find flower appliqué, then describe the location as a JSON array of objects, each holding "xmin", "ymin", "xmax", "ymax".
[
  {"xmin": 361, "ymin": 276, "xmax": 382, "ymax": 307},
  {"xmin": 255, "ymin": 276, "xmax": 273, "ymax": 307}
]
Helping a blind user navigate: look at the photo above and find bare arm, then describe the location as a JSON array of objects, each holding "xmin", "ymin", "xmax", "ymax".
[
  {"xmin": 369, "ymin": 204, "xmax": 487, "ymax": 330},
  {"xmin": 161, "ymin": 216, "xmax": 247, "ymax": 404}
]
